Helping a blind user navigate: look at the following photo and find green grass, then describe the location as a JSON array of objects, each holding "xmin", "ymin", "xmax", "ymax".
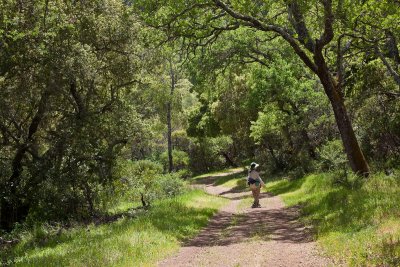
[
  {"xmin": 191, "ymin": 167, "xmax": 244, "ymax": 180},
  {"xmin": 213, "ymin": 171, "xmax": 248, "ymax": 190},
  {"xmin": 4, "ymin": 190, "xmax": 228, "ymax": 267},
  {"xmin": 191, "ymin": 167, "xmax": 248, "ymax": 191},
  {"xmin": 264, "ymin": 171, "xmax": 400, "ymax": 266}
]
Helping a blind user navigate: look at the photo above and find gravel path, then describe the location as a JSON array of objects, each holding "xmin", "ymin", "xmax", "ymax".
[{"xmin": 158, "ymin": 171, "xmax": 333, "ymax": 267}]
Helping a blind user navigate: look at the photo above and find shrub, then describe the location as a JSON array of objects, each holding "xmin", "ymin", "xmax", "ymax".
[
  {"xmin": 114, "ymin": 160, "xmax": 186, "ymax": 207},
  {"xmin": 155, "ymin": 173, "xmax": 187, "ymax": 198},
  {"xmin": 318, "ymin": 139, "xmax": 347, "ymax": 171}
]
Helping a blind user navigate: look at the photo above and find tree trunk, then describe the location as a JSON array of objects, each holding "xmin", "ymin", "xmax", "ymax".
[
  {"xmin": 1, "ymin": 90, "xmax": 50, "ymax": 230},
  {"xmin": 140, "ymin": 193, "xmax": 147, "ymax": 207},
  {"xmin": 167, "ymin": 61, "xmax": 176, "ymax": 173},
  {"xmin": 221, "ymin": 151, "xmax": 238, "ymax": 167},
  {"xmin": 265, "ymin": 141, "xmax": 284, "ymax": 170},
  {"xmin": 282, "ymin": 126, "xmax": 295, "ymax": 154},
  {"xmin": 315, "ymin": 52, "xmax": 370, "ymax": 176},
  {"xmin": 83, "ymin": 182, "xmax": 95, "ymax": 216},
  {"xmin": 300, "ymin": 129, "xmax": 317, "ymax": 159},
  {"xmin": 167, "ymin": 102, "xmax": 173, "ymax": 172}
]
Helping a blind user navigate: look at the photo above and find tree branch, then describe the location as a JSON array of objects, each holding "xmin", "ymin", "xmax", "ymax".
[
  {"xmin": 376, "ymin": 45, "xmax": 400, "ymax": 86},
  {"xmin": 287, "ymin": 1, "xmax": 315, "ymax": 52},
  {"xmin": 213, "ymin": 0, "xmax": 318, "ymax": 73},
  {"xmin": 317, "ymin": 0, "xmax": 334, "ymax": 49},
  {"xmin": 69, "ymin": 81, "xmax": 86, "ymax": 119}
]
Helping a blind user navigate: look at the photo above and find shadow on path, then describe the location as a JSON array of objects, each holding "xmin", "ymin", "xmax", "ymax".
[
  {"xmin": 159, "ymin": 170, "xmax": 333, "ymax": 267},
  {"xmin": 185, "ymin": 192, "xmax": 312, "ymax": 247}
]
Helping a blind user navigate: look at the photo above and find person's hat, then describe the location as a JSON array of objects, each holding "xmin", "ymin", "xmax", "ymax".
[{"xmin": 250, "ymin": 162, "xmax": 259, "ymax": 168}]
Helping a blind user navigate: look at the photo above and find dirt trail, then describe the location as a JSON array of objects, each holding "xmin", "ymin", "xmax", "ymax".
[{"xmin": 158, "ymin": 171, "xmax": 333, "ymax": 267}]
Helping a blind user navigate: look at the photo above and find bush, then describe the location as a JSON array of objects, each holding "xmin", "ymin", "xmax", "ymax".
[
  {"xmin": 115, "ymin": 160, "xmax": 186, "ymax": 207},
  {"xmin": 155, "ymin": 173, "xmax": 187, "ymax": 198},
  {"xmin": 318, "ymin": 139, "xmax": 347, "ymax": 171}
]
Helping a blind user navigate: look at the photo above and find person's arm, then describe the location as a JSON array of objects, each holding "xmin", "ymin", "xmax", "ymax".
[{"xmin": 257, "ymin": 172, "xmax": 265, "ymax": 187}]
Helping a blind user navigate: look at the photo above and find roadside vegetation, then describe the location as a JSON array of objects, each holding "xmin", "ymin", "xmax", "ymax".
[
  {"xmin": 1, "ymin": 190, "xmax": 228, "ymax": 266},
  {"xmin": 265, "ymin": 171, "xmax": 400, "ymax": 266}
]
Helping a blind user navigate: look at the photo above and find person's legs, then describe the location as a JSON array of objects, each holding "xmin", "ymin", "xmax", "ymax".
[
  {"xmin": 251, "ymin": 187, "xmax": 257, "ymax": 208},
  {"xmin": 255, "ymin": 187, "xmax": 261, "ymax": 207}
]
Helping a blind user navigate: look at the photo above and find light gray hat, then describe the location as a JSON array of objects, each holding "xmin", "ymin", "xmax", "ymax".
[{"xmin": 250, "ymin": 162, "xmax": 259, "ymax": 169}]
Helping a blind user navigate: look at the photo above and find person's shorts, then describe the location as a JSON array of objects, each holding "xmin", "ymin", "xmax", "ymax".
[{"xmin": 249, "ymin": 183, "xmax": 260, "ymax": 190}]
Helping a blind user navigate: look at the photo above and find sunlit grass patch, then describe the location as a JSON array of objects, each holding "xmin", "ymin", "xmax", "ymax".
[
  {"xmin": 191, "ymin": 167, "xmax": 247, "ymax": 191},
  {"xmin": 191, "ymin": 167, "xmax": 244, "ymax": 180},
  {"xmin": 214, "ymin": 172, "xmax": 247, "ymax": 190},
  {"xmin": 6, "ymin": 190, "xmax": 228, "ymax": 267}
]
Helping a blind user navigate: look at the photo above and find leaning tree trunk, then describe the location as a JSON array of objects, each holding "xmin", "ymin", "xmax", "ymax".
[
  {"xmin": 315, "ymin": 53, "xmax": 370, "ymax": 176},
  {"xmin": 221, "ymin": 151, "xmax": 238, "ymax": 167}
]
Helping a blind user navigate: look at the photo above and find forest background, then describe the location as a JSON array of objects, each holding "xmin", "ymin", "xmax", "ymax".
[{"xmin": 0, "ymin": 0, "xmax": 400, "ymax": 265}]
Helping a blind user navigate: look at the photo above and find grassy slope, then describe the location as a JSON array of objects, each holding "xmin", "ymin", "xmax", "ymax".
[
  {"xmin": 6, "ymin": 190, "xmax": 228, "ymax": 267},
  {"xmin": 265, "ymin": 171, "xmax": 400, "ymax": 266}
]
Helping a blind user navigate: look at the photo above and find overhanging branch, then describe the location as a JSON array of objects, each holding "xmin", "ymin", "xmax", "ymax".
[{"xmin": 213, "ymin": 0, "xmax": 318, "ymax": 73}]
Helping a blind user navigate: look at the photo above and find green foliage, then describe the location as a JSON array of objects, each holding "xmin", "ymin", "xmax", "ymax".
[
  {"xmin": 0, "ymin": 0, "xmax": 160, "ymax": 227},
  {"xmin": 116, "ymin": 160, "xmax": 162, "ymax": 206},
  {"xmin": 250, "ymin": 106, "xmax": 286, "ymax": 143},
  {"xmin": 156, "ymin": 173, "xmax": 187, "ymax": 198},
  {"xmin": 115, "ymin": 159, "xmax": 187, "ymax": 207},
  {"xmin": 350, "ymin": 60, "xmax": 400, "ymax": 169},
  {"xmin": 318, "ymin": 140, "xmax": 348, "ymax": 171},
  {"xmin": 189, "ymin": 136, "xmax": 234, "ymax": 173},
  {"xmin": 160, "ymin": 149, "xmax": 189, "ymax": 171},
  {"xmin": 187, "ymin": 102, "xmax": 221, "ymax": 138},
  {"xmin": 242, "ymin": 53, "xmax": 333, "ymax": 173}
]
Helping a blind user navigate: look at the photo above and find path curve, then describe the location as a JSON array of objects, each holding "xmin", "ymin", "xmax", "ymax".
[{"xmin": 158, "ymin": 171, "xmax": 333, "ymax": 267}]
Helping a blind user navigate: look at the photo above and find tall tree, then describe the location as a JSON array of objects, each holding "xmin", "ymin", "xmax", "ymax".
[
  {"xmin": 166, "ymin": 58, "xmax": 177, "ymax": 172},
  {"xmin": 134, "ymin": 0, "xmax": 371, "ymax": 176}
]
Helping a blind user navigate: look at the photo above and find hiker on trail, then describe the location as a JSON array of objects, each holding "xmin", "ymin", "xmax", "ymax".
[{"xmin": 247, "ymin": 162, "xmax": 264, "ymax": 208}]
